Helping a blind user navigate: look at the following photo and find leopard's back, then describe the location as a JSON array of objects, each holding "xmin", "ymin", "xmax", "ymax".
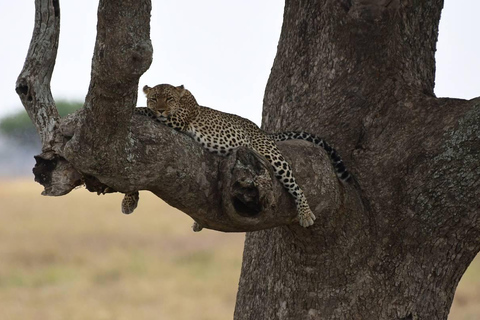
[{"xmin": 187, "ymin": 106, "xmax": 261, "ymax": 155}]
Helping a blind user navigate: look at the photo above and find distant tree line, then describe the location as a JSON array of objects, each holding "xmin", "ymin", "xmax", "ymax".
[{"xmin": 0, "ymin": 101, "xmax": 81, "ymax": 146}]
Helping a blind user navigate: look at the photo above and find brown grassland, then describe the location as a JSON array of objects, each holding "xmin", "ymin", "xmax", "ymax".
[{"xmin": 0, "ymin": 179, "xmax": 478, "ymax": 319}]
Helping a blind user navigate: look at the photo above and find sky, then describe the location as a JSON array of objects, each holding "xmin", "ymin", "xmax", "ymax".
[{"xmin": 0, "ymin": 0, "xmax": 479, "ymax": 126}]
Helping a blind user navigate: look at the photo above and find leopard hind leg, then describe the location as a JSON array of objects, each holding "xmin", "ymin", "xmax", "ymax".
[
  {"xmin": 122, "ymin": 192, "xmax": 139, "ymax": 214},
  {"xmin": 252, "ymin": 139, "xmax": 316, "ymax": 227}
]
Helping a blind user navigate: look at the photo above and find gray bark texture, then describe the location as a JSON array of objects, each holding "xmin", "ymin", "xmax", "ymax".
[
  {"xmin": 236, "ymin": 0, "xmax": 480, "ymax": 319},
  {"xmin": 16, "ymin": 0, "xmax": 479, "ymax": 319}
]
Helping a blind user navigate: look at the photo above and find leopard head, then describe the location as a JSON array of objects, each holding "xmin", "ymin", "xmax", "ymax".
[{"xmin": 143, "ymin": 84, "xmax": 187, "ymax": 118}]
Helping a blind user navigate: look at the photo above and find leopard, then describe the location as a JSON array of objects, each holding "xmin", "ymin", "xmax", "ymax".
[{"xmin": 122, "ymin": 84, "xmax": 351, "ymax": 229}]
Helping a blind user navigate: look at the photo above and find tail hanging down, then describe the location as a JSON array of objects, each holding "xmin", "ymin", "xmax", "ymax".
[{"xmin": 268, "ymin": 131, "xmax": 351, "ymax": 182}]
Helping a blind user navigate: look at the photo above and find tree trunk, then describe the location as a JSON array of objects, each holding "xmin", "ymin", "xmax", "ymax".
[
  {"xmin": 17, "ymin": 0, "xmax": 479, "ymax": 319},
  {"xmin": 235, "ymin": 0, "xmax": 480, "ymax": 319}
]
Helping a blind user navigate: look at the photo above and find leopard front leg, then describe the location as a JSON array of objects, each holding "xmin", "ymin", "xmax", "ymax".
[
  {"xmin": 134, "ymin": 107, "xmax": 163, "ymax": 122},
  {"xmin": 252, "ymin": 140, "xmax": 316, "ymax": 227}
]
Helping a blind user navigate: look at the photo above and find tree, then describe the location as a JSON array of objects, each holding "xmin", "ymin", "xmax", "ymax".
[{"xmin": 17, "ymin": 0, "xmax": 479, "ymax": 319}]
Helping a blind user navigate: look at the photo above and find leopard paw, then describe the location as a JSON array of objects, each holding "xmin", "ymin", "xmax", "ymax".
[
  {"xmin": 192, "ymin": 221, "xmax": 204, "ymax": 232},
  {"xmin": 297, "ymin": 207, "xmax": 316, "ymax": 227}
]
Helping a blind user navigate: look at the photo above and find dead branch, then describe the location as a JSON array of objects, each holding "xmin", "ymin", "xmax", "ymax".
[{"xmin": 16, "ymin": 0, "xmax": 61, "ymax": 154}]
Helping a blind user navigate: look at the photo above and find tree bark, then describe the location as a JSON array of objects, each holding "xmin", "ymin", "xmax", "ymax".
[
  {"xmin": 235, "ymin": 1, "xmax": 480, "ymax": 319},
  {"xmin": 16, "ymin": 0, "xmax": 480, "ymax": 319}
]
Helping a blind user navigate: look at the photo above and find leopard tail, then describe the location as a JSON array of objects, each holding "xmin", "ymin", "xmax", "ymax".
[{"xmin": 268, "ymin": 131, "xmax": 351, "ymax": 182}]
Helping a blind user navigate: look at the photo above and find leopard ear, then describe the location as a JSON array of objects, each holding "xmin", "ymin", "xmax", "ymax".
[
  {"xmin": 176, "ymin": 85, "xmax": 186, "ymax": 97},
  {"xmin": 143, "ymin": 85, "xmax": 151, "ymax": 95}
]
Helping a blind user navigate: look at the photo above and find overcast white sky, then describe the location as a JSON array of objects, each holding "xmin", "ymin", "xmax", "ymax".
[{"xmin": 0, "ymin": 0, "xmax": 479, "ymax": 126}]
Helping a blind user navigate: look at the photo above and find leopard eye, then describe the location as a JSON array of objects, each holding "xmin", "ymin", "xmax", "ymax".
[
  {"xmin": 149, "ymin": 97, "xmax": 157, "ymax": 103},
  {"xmin": 166, "ymin": 97, "xmax": 174, "ymax": 103}
]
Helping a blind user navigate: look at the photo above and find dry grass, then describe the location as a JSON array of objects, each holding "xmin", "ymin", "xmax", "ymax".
[
  {"xmin": 0, "ymin": 179, "xmax": 244, "ymax": 320},
  {"xmin": 450, "ymin": 257, "xmax": 480, "ymax": 320},
  {"xmin": 0, "ymin": 179, "xmax": 478, "ymax": 319}
]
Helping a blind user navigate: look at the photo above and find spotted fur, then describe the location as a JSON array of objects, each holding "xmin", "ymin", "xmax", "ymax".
[{"xmin": 122, "ymin": 84, "xmax": 351, "ymax": 228}]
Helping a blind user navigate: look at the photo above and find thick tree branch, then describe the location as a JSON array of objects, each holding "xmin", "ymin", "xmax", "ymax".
[
  {"xmin": 60, "ymin": 113, "xmax": 363, "ymax": 232},
  {"xmin": 137, "ymin": 118, "xmax": 363, "ymax": 232},
  {"xmin": 62, "ymin": 0, "xmax": 153, "ymax": 175}
]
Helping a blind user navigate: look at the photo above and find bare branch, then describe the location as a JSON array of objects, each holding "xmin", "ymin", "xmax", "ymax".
[
  {"xmin": 15, "ymin": 0, "xmax": 83, "ymax": 197},
  {"xmin": 16, "ymin": 0, "xmax": 61, "ymax": 153}
]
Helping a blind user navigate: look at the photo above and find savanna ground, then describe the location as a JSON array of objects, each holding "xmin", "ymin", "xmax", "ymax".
[{"xmin": 0, "ymin": 179, "xmax": 478, "ymax": 320}]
